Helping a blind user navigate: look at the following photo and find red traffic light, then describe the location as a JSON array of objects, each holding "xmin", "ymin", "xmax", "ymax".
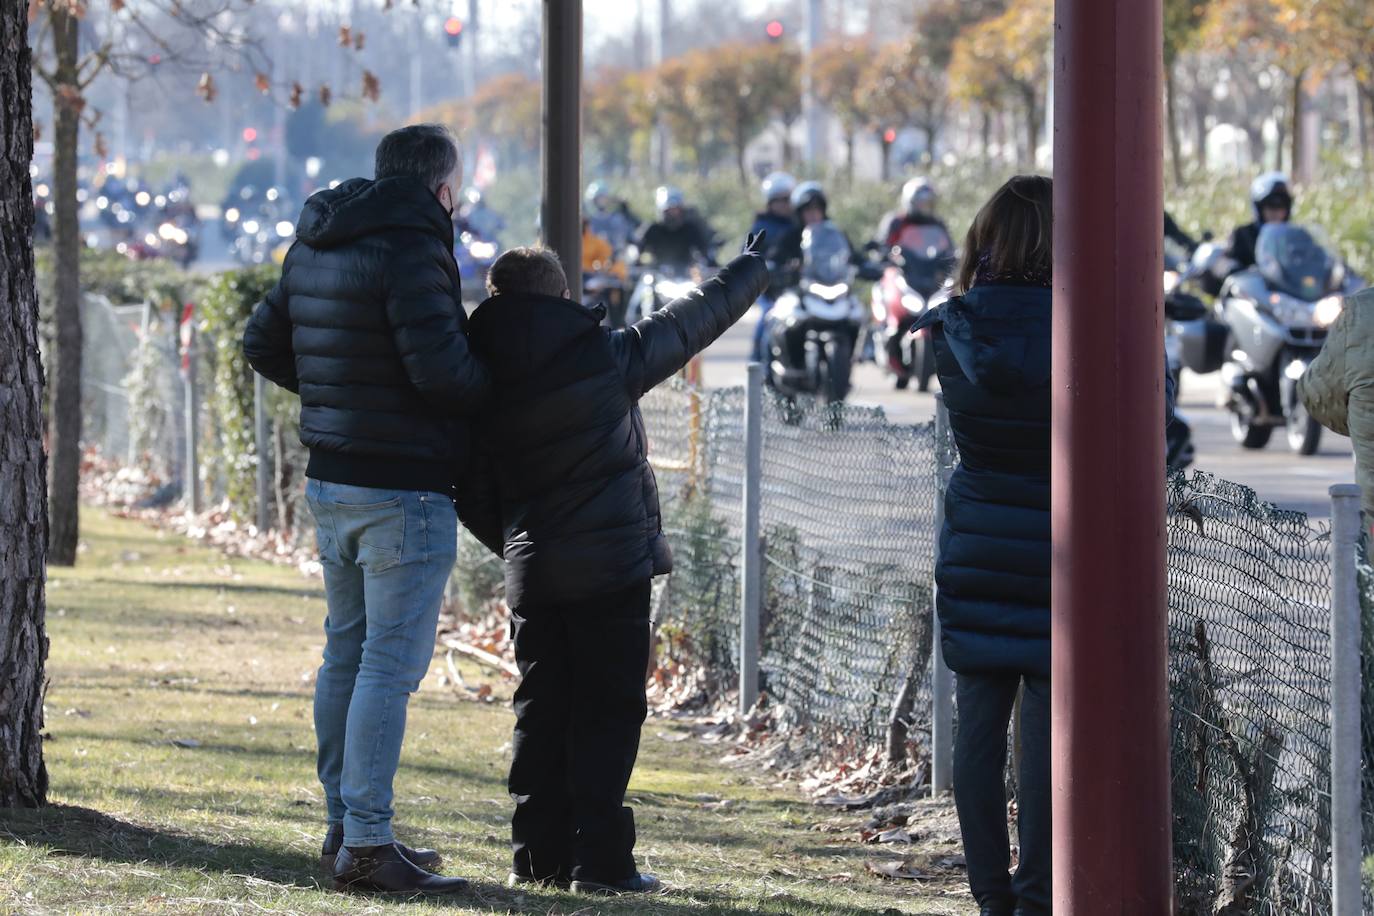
[
  {"xmin": 765, "ymin": 19, "xmax": 784, "ymax": 40},
  {"xmin": 242, "ymin": 127, "xmax": 258, "ymax": 143},
  {"xmin": 444, "ymin": 17, "xmax": 463, "ymax": 36}
]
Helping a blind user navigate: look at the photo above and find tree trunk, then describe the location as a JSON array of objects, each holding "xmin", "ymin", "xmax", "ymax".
[
  {"xmin": 1166, "ymin": 62, "xmax": 1185, "ymax": 186},
  {"xmin": 1023, "ymin": 85, "xmax": 1040, "ymax": 167},
  {"xmin": 48, "ymin": 8, "xmax": 82, "ymax": 567},
  {"xmin": 1289, "ymin": 69, "xmax": 1305, "ymax": 182},
  {"xmin": 845, "ymin": 129, "xmax": 856, "ymax": 186},
  {"xmin": 1358, "ymin": 82, "xmax": 1372, "ymax": 176},
  {"xmin": 981, "ymin": 108, "xmax": 992, "ymax": 160},
  {"xmin": 0, "ymin": 0, "xmax": 50, "ymax": 808},
  {"xmin": 1191, "ymin": 97, "xmax": 1211, "ymax": 174}
]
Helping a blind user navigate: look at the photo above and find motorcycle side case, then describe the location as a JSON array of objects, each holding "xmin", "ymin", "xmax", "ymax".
[{"xmin": 1175, "ymin": 318, "xmax": 1228, "ymax": 375}]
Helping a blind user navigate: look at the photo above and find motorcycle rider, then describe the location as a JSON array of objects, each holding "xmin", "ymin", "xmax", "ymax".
[
  {"xmin": 748, "ymin": 172, "xmax": 798, "ymax": 361},
  {"xmin": 457, "ymin": 187, "xmax": 504, "ymax": 242},
  {"xmin": 1227, "ymin": 172, "xmax": 1293, "ymax": 272},
  {"xmin": 875, "ymin": 176, "xmax": 953, "ymax": 251},
  {"xmin": 585, "ymin": 181, "xmax": 641, "ymax": 254},
  {"xmin": 635, "ymin": 186, "xmax": 717, "ymax": 271}
]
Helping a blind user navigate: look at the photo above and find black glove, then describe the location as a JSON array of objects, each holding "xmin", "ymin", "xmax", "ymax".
[{"xmin": 743, "ymin": 230, "xmax": 767, "ymax": 256}]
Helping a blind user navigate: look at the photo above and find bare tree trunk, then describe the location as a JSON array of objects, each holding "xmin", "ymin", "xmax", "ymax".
[
  {"xmin": 980, "ymin": 108, "xmax": 992, "ymax": 160},
  {"xmin": 1, "ymin": 0, "xmax": 50, "ymax": 808},
  {"xmin": 845, "ymin": 129, "xmax": 856, "ymax": 186},
  {"xmin": 48, "ymin": 8, "xmax": 82, "ymax": 567},
  {"xmin": 1166, "ymin": 62, "xmax": 1185, "ymax": 186},
  {"xmin": 1289, "ymin": 69, "xmax": 1305, "ymax": 182},
  {"xmin": 1359, "ymin": 83, "xmax": 1373, "ymax": 176},
  {"xmin": 1191, "ymin": 96, "xmax": 1211, "ymax": 174},
  {"xmin": 1023, "ymin": 86, "xmax": 1040, "ymax": 167}
]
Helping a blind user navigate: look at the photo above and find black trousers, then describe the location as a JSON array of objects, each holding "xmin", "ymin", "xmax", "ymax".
[
  {"xmin": 508, "ymin": 580, "xmax": 652, "ymax": 883},
  {"xmin": 953, "ymin": 673, "xmax": 1051, "ymax": 916}
]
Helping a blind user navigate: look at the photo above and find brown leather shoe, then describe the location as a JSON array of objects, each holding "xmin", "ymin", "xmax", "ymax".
[
  {"xmin": 332, "ymin": 843, "xmax": 468, "ymax": 896},
  {"xmin": 320, "ymin": 823, "xmax": 441, "ymax": 873}
]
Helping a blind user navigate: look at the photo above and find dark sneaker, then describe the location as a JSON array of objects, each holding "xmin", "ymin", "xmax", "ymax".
[
  {"xmin": 320, "ymin": 823, "xmax": 441, "ymax": 873},
  {"xmin": 507, "ymin": 871, "xmax": 572, "ymax": 890},
  {"xmin": 332, "ymin": 843, "xmax": 468, "ymax": 896},
  {"xmin": 570, "ymin": 873, "xmax": 663, "ymax": 896}
]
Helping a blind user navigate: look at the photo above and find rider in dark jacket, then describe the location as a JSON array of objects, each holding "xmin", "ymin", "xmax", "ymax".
[
  {"xmin": 455, "ymin": 239, "xmax": 768, "ymax": 894},
  {"xmin": 243, "ymin": 174, "xmax": 489, "ymax": 493},
  {"xmin": 635, "ymin": 186, "xmax": 717, "ymax": 271},
  {"xmin": 1227, "ymin": 171, "xmax": 1293, "ymax": 272}
]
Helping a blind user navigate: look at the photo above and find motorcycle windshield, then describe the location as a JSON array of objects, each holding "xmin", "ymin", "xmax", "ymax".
[
  {"xmin": 899, "ymin": 245, "xmax": 953, "ymax": 295},
  {"xmin": 895, "ymin": 224, "xmax": 953, "ymax": 260},
  {"xmin": 801, "ymin": 221, "xmax": 852, "ymax": 285},
  {"xmin": 1255, "ymin": 224, "xmax": 1333, "ymax": 302}
]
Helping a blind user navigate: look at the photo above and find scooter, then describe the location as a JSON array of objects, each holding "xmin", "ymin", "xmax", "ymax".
[
  {"xmin": 1214, "ymin": 224, "xmax": 1360, "ymax": 455},
  {"xmin": 871, "ymin": 244, "xmax": 956, "ymax": 391}
]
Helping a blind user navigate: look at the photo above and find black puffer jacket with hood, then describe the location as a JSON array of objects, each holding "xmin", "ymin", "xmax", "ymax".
[
  {"xmin": 456, "ymin": 251, "xmax": 768, "ymax": 609},
  {"xmin": 242, "ymin": 176, "xmax": 489, "ymax": 494}
]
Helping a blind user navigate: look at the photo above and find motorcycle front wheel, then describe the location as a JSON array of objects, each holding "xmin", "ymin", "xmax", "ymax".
[
  {"xmin": 824, "ymin": 334, "xmax": 854, "ymax": 404},
  {"xmin": 1230, "ymin": 409, "xmax": 1273, "ymax": 450},
  {"xmin": 1285, "ymin": 404, "xmax": 1322, "ymax": 456}
]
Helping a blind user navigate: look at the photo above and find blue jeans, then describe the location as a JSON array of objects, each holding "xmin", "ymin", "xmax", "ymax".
[{"xmin": 304, "ymin": 479, "xmax": 458, "ymax": 848}]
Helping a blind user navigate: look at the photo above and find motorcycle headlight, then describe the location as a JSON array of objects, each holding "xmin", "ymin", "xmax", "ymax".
[
  {"xmin": 900, "ymin": 293, "xmax": 924, "ymax": 315},
  {"xmin": 808, "ymin": 281, "xmax": 850, "ymax": 300},
  {"xmin": 1314, "ymin": 295, "xmax": 1343, "ymax": 328},
  {"xmin": 469, "ymin": 241, "xmax": 498, "ymax": 260},
  {"xmin": 658, "ymin": 281, "xmax": 695, "ymax": 300}
]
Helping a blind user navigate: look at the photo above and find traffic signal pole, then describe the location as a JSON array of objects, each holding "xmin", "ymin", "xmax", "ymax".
[
  {"xmin": 1051, "ymin": 0, "xmax": 1172, "ymax": 912},
  {"xmin": 540, "ymin": 0, "xmax": 582, "ymax": 292}
]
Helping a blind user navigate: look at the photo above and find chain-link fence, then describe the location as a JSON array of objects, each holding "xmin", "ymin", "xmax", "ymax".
[{"xmin": 639, "ymin": 381, "xmax": 1369, "ymax": 916}]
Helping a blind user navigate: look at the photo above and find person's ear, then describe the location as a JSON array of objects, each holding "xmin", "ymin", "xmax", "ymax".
[
  {"xmin": 561, "ymin": 287, "xmax": 572, "ymax": 300},
  {"xmin": 437, "ymin": 183, "xmax": 453, "ymax": 212}
]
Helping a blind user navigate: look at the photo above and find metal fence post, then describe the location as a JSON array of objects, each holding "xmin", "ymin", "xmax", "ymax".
[
  {"xmin": 740, "ymin": 362, "xmax": 764, "ymax": 713},
  {"xmin": 931, "ymin": 393, "xmax": 954, "ymax": 795},
  {"xmin": 1329, "ymin": 483, "xmax": 1362, "ymax": 915},
  {"xmin": 254, "ymin": 372, "xmax": 272, "ymax": 533},
  {"xmin": 183, "ymin": 343, "xmax": 200, "ymax": 514}
]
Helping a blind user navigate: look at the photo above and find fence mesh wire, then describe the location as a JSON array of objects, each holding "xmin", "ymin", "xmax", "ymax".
[{"xmin": 641, "ymin": 382, "xmax": 1369, "ymax": 916}]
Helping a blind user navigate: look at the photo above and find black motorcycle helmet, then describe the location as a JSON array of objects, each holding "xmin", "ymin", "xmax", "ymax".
[{"xmin": 1249, "ymin": 171, "xmax": 1292, "ymax": 224}]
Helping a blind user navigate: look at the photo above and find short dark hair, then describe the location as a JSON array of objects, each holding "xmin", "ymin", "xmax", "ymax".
[
  {"xmin": 487, "ymin": 247, "xmax": 569, "ymax": 298},
  {"xmin": 374, "ymin": 124, "xmax": 460, "ymax": 192}
]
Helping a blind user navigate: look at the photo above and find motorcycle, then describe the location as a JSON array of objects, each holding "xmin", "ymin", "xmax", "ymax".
[
  {"xmin": 1213, "ymin": 224, "xmax": 1360, "ymax": 455},
  {"xmin": 1161, "ymin": 250, "xmax": 1212, "ymax": 472},
  {"xmin": 765, "ymin": 221, "xmax": 865, "ymax": 404},
  {"xmin": 871, "ymin": 228, "xmax": 957, "ymax": 391},
  {"xmin": 583, "ymin": 269, "xmax": 628, "ymax": 326}
]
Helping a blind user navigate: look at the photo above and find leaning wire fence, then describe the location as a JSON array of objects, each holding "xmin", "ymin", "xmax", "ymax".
[{"xmin": 640, "ymin": 380, "xmax": 1367, "ymax": 916}]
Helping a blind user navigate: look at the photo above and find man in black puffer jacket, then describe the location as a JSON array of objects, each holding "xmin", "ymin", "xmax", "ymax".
[
  {"xmin": 456, "ymin": 239, "xmax": 768, "ymax": 896},
  {"xmin": 243, "ymin": 125, "xmax": 486, "ymax": 897}
]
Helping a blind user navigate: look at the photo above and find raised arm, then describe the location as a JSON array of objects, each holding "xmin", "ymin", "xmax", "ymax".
[
  {"xmin": 242, "ymin": 277, "xmax": 299, "ymax": 393},
  {"xmin": 385, "ymin": 243, "xmax": 491, "ymax": 415},
  {"xmin": 611, "ymin": 237, "xmax": 769, "ymax": 399}
]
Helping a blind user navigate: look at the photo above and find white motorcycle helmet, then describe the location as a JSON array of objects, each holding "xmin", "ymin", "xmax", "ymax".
[
  {"xmin": 1249, "ymin": 171, "xmax": 1292, "ymax": 223},
  {"xmin": 761, "ymin": 171, "xmax": 796, "ymax": 207},
  {"xmin": 901, "ymin": 177, "xmax": 937, "ymax": 218}
]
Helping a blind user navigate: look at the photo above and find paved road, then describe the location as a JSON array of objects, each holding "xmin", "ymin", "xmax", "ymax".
[{"xmin": 700, "ymin": 308, "xmax": 1354, "ymax": 520}]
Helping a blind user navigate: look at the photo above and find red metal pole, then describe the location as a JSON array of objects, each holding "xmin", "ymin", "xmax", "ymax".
[{"xmin": 1052, "ymin": 0, "xmax": 1172, "ymax": 912}]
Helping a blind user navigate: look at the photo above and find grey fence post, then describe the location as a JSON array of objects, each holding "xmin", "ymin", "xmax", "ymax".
[
  {"xmin": 740, "ymin": 362, "xmax": 764, "ymax": 714},
  {"xmin": 931, "ymin": 394, "xmax": 954, "ymax": 795},
  {"xmin": 1329, "ymin": 483, "xmax": 1362, "ymax": 916},
  {"xmin": 254, "ymin": 372, "xmax": 272, "ymax": 533},
  {"xmin": 183, "ymin": 343, "xmax": 200, "ymax": 514}
]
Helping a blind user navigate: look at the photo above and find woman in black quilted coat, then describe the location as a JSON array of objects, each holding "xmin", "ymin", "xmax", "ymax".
[{"xmin": 912, "ymin": 176, "xmax": 1054, "ymax": 916}]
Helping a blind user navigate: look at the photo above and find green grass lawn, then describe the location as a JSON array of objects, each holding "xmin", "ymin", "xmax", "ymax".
[{"xmin": 0, "ymin": 510, "xmax": 974, "ymax": 915}]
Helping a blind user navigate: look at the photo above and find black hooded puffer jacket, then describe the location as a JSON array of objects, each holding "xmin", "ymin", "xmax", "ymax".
[
  {"xmin": 242, "ymin": 176, "xmax": 489, "ymax": 494},
  {"xmin": 456, "ymin": 252, "xmax": 768, "ymax": 609}
]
